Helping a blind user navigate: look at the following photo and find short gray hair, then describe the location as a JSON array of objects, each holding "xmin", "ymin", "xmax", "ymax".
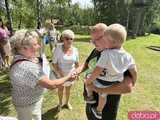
[
  {"xmin": 10, "ymin": 29, "xmax": 39, "ymax": 55},
  {"xmin": 61, "ymin": 29, "xmax": 75, "ymax": 40}
]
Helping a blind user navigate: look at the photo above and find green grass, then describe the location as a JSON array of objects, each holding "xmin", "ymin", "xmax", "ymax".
[{"xmin": 0, "ymin": 34, "xmax": 160, "ymax": 120}]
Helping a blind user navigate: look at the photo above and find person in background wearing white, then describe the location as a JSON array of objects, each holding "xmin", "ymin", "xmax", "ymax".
[
  {"xmin": 52, "ymin": 29, "xmax": 79, "ymax": 110},
  {"xmin": 45, "ymin": 22, "xmax": 58, "ymax": 52}
]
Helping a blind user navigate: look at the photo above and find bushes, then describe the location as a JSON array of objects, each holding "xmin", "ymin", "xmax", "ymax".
[
  {"xmin": 56, "ymin": 25, "xmax": 90, "ymax": 35},
  {"xmin": 150, "ymin": 22, "xmax": 160, "ymax": 34}
]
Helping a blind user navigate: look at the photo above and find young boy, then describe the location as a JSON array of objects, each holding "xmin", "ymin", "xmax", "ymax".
[{"xmin": 85, "ymin": 23, "xmax": 137, "ymax": 119}]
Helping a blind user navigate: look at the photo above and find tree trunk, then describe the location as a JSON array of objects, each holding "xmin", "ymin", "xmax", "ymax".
[
  {"xmin": 126, "ymin": 7, "xmax": 130, "ymax": 31},
  {"xmin": 132, "ymin": 7, "xmax": 144, "ymax": 37},
  {"xmin": 37, "ymin": 0, "xmax": 42, "ymax": 29},
  {"xmin": 5, "ymin": 0, "xmax": 13, "ymax": 35},
  {"xmin": 18, "ymin": 15, "xmax": 22, "ymax": 29}
]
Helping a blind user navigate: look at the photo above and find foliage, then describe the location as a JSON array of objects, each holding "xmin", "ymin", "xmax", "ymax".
[
  {"xmin": 59, "ymin": 25, "xmax": 90, "ymax": 34},
  {"xmin": 1, "ymin": 0, "xmax": 160, "ymax": 37},
  {"xmin": 150, "ymin": 22, "xmax": 160, "ymax": 34},
  {"xmin": 0, "ymin": 0, "xmax": 95, "ymax": 30},
  {"xmin": 92, "ymin": 0, "xmax": 160, "ymax": 36}
]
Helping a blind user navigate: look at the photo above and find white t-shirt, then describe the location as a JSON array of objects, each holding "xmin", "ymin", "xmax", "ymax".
[
  {"xmin": 52, "ymin": 43, "xmax": 79, "ymax": 75},
  {"xmin": 96, "ymin": 48, "xmax": 136, "ymax": 82}
]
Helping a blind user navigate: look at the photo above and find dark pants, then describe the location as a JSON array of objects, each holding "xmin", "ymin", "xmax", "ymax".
[{"xmin": 85, "ymin": 90, "xmax": 121, "ymax": 120}]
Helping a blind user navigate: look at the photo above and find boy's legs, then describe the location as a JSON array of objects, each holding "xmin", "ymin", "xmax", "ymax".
[
  {"xmin": 86, "ymin": 84, "xmax": 94, "ymax": 97},
  {"xmin": 84, "ymin": 73, "xmax": 96, "ymax": 104},
  {"xmin": 85, "ymin": 84, "xmax": 96, "ymax": 104},
  {"xmin": 91, "ymin": 94, "xmax": 107, "ymax": 119},
  {"xmin": 97, "ymin": 94, "xmax": 107, "ymax": 112}
]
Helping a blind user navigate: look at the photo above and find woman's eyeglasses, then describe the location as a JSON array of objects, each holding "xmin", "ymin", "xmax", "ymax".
[{"xmin": 64, "ymin": 37, "xmax": 73, "ymax": 41}]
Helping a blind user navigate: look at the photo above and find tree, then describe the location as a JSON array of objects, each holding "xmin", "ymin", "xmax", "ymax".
[
  {"xmin": 5, "ymin": 0, "xmax": 13, "ymax": 35},
  {"xmin": 92, "ymin": 0, "xmax": 160, "ymax": 37}
]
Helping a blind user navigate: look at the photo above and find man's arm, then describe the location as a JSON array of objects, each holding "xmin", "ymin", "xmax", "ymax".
[
  {"xmin": 76, "ymin": 48, "xmax": 99, "ymax": 74},
  {"xmin": 92, "ymin": 76, "xmax": 134, "ymax": 94},
  {"xmin": 76, "ymin": 62, "xmax": 88, "ymax": 74},
  {"xmin": 128, "ymin": 67, "xmax": 137, "ymax": 86}
]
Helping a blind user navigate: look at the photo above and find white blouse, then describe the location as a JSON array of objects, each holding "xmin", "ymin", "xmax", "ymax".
[{"xmin": 52, "ymin": 43, "xmax": 79, "ymax": 75}]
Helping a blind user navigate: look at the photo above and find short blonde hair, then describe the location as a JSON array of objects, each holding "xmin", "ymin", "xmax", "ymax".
[
  {"xmin": 10, "ymin": 29, "xmax": 39, "ymax": 55},
  {"xmin": 61, "ymin": 29, "xmax": 75, "ymax": 40},
  {"xmin": 104, "ymin": 23, "xmax": 127, "ymax": 47}
]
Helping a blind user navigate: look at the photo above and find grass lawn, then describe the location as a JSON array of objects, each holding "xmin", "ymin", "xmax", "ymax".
[{"xmin": 0, "ymin": 34, "xmax": 160, "ymax": 120}]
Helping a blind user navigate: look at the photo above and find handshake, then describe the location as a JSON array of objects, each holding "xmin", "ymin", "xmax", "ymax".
[
  {"xmin": 68, "ymin": 69, "xmax": 93, "ymax": 85},
  {"xmin": 68, "ymin": 69, "xmax": 79, "ymax": 81}
]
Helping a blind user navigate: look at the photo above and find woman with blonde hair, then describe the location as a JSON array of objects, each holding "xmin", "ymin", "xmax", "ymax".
[{"xmin": 9, "ymin": 29, "xmax": 77, "ymax": 120}]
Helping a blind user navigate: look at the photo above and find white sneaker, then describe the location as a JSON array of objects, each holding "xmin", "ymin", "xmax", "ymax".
[{"xmin": 91, "ymin": 107, "xmax": 102, "ymax": 119}]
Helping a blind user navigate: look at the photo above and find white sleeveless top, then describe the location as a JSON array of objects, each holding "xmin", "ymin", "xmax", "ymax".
[{"xmin": 52, "ymin": 43, "xmax": 79, "ymax": 75}]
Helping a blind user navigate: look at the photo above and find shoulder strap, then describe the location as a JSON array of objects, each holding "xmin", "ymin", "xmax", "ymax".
[{"xmin": 10, "ymin": 59, "xmax": 29, "ymax": 69}]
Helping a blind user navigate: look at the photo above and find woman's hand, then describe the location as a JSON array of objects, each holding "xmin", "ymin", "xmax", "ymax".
[{"xmin": 68, "ymin": 70, "xmax": 78, "ymax": 81}]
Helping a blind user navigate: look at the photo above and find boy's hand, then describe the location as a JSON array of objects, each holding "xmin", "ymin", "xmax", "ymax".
[
  {"xmin": 84, "ymin": 77, "xmax": 92, "ymax": 85},
  {"xmin": 84, "ymin": 73, "xmax": 92, "ymax": 85}
]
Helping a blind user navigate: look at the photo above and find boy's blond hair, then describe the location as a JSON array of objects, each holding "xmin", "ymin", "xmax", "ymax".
[{"xmin": 104, "ymin": 23, "xmax": 127, "ymax": 47}]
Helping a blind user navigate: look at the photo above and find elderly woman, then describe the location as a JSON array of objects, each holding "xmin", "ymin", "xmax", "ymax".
[
  {"xmin": 52, "ymin": 29, "xmax": 79, "ymax": 110},
  {"xmin": 9, "ymin": 29, "xmax": 76, "ymax": 120}
]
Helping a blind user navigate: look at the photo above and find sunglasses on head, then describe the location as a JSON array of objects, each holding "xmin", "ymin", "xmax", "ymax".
[{"xmin": 21, "ymin": 30, "xmax": 33, "ymax": 45}]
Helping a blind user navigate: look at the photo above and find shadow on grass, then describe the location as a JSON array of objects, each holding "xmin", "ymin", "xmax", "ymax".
[
  {"xmin": 42, "ymin": 106, "xmax": 59, "ymax": 120},
  {"xmin": 146, "ymin": 46, "xmax": 160, "ymax": 51},
  {"xmin": 0, "ymin": 70, "xmax": 12, "ymax": 115}
]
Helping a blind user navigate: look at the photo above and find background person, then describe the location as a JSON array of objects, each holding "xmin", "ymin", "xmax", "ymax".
[
  {"xmin": 45, "ymin": 22, "xmax": 58, "ymax": 51},
  {"xmin": 0, "ymin": 17, "xmax": 11, "ymax": 69},
  {"xmin": 9, "ymin": 29, "xmax": 77, "ymax": 120}
]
